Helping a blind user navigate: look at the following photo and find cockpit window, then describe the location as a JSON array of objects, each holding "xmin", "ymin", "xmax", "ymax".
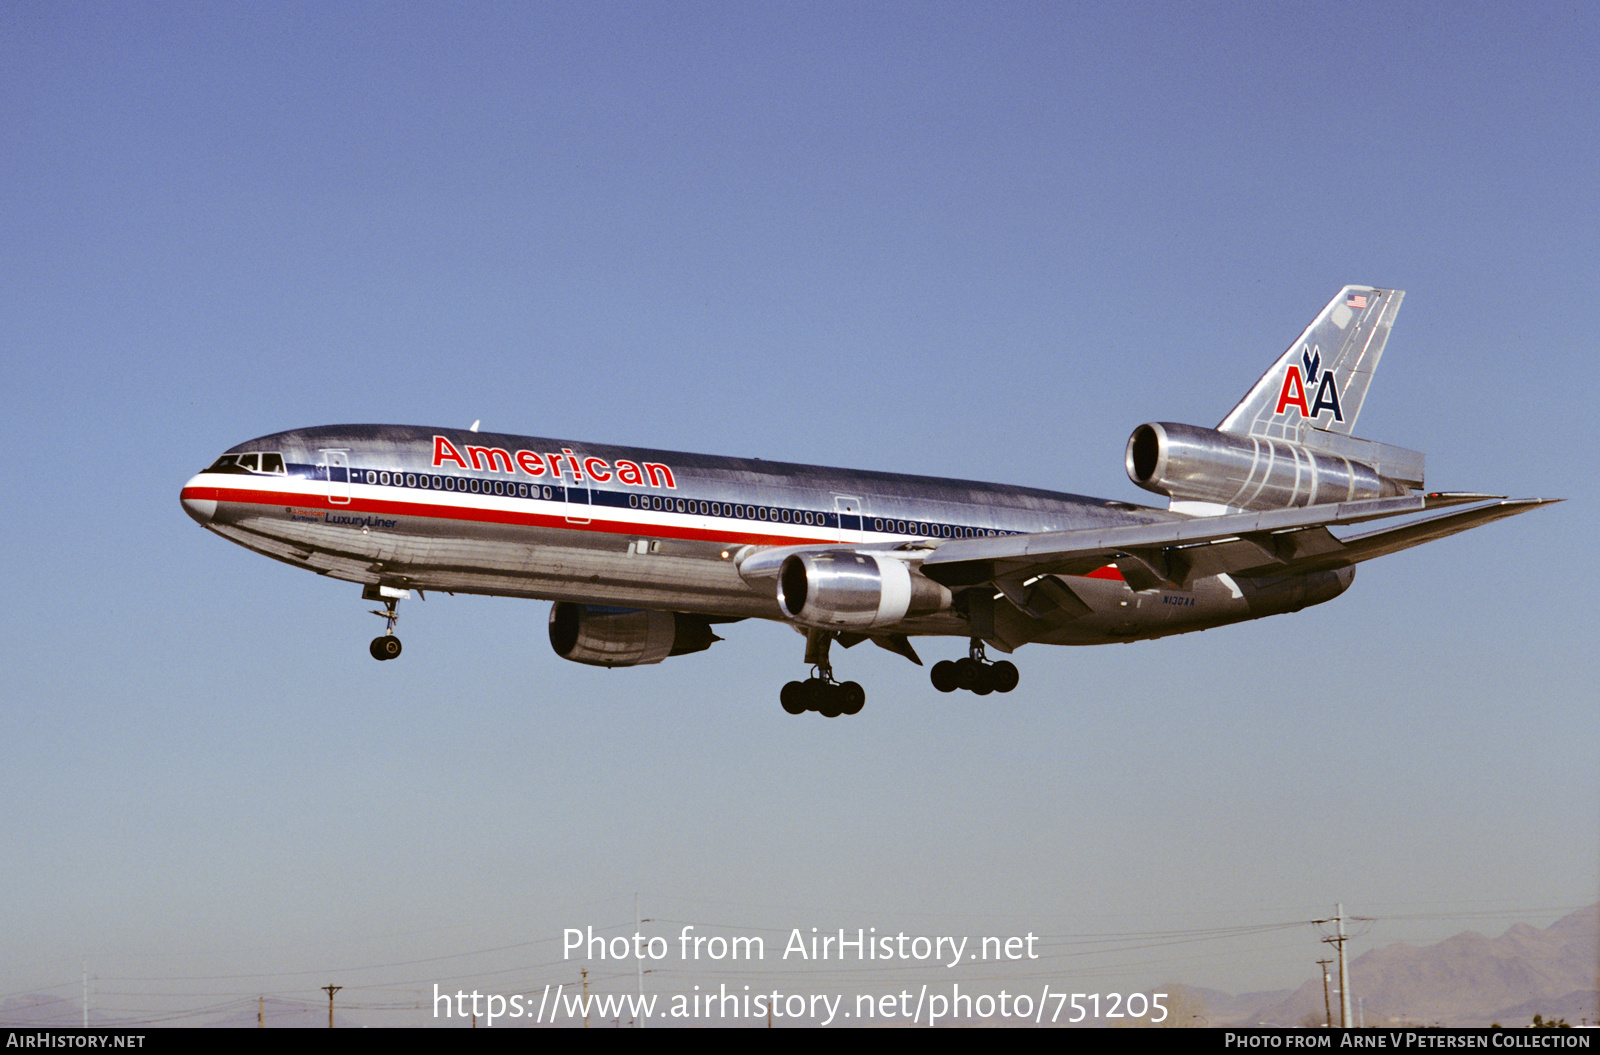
[{"xmin": 203, "ymin": 451, "xmax": 286, "ymax": 475}]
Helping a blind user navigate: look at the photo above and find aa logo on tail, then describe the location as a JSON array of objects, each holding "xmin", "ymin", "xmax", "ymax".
[{"xmin": 1274, "ymin": 345, "xmax": 1344, "ymax": 422}]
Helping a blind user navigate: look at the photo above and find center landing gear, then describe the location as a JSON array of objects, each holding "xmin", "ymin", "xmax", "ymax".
[
  {"xmin": 780, "ymin": 629, "xmax": 866, "ymax": 717},
  {"xmin": 365, "ymin": 584, "xmax": 409, "ymax": 661},
  {"xmin": 930, "ymin": 640, "xmax": 1019, "ymax": 695}
]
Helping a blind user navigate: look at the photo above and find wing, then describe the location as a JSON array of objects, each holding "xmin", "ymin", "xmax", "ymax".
[{"xmin": 917, "ymin": 493, "xmax": 1559, "ymax": 594}]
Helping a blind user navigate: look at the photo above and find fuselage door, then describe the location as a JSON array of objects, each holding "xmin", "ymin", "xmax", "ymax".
[
  {"xmin": 834, "ymin": 495, "xmax": 863, "ymax": 544},
  {"xmin": 565, "ymin": 475, "xmax": 591, "ymax": 524},
  {"xmin": 321, "ymin": 449, "xmax": 351, "ymax": 505}
]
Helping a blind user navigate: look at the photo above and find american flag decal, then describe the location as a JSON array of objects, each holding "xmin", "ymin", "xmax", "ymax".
[{"xmin": 1346, "ymin": 292, "xmax": 1369, "ymax": 309}]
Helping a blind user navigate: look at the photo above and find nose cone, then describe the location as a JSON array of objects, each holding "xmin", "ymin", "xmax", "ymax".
[{"xmin": 180, "ymin": 476, "xmax": 217, "ymax": 524}]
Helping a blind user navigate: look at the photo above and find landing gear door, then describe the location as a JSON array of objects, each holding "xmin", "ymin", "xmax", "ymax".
[
  {"xmin": 321, "ymin": 449, "xmax": 351, "ymax": 505},
  {"xmin": 834, "ymin": 495, "xmax": 863, "ymax": 545}
]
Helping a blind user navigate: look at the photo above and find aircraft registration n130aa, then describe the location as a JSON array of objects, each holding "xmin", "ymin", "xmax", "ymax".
[{"xmin": 182, "ymin": 287, "xmax": 1554, "ymax": 717}]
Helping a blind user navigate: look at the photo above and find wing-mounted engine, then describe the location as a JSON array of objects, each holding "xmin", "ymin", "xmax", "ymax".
[
  {"xmin": 548, "ymin": 603, "xmax": 722, "ymax": 667},
  {"xmin": 1125, "ymin": 421, "xmax": 1424, "ymax": 514},
  {"xmin": 775, "ymin": 551, "xmax": 951, "ymax": 630}
]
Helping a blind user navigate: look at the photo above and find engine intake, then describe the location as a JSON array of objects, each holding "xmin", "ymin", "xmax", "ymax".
[
  {"xmin": 1126, "ymin": 421, "xmax": 1416, "ymax": 512},
  {"xmin": 549, "ymin": 603, "xmax": 720, "ymax": 667},
  {"xmin": 776, "ymin": 551, "xmax": 950, "ymax": 630}
]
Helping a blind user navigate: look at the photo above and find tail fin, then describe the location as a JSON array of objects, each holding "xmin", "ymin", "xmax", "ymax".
[{"xmin": 1218, "ymin": 286, "xmax": 1404, "ymax": 442}]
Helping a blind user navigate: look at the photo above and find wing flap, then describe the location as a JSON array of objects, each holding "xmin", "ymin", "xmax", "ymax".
[{"xmin": 920, "ymin": 493, "xmax": 1434, "ymax": 586}]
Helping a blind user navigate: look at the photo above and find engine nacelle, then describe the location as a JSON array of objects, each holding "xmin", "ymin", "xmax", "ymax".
[
  {"xmin": 1126, "ymin": 421, "xmax": 1416, "ymax": 512},
  {"xmin": 776, "ymin": 551, "xmax": 950, "ymax": 630},
  {"xmin": 548, "ymin": 603, "xmax": 720, "ymax": 667}
]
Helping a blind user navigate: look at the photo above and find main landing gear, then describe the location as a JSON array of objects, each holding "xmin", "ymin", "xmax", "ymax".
[
  {"xmin": 780, "ymin": 674, "xmax": 865, "ymax": 718},
  {"xmin": 930, "ymin": 640, "xmax": 1019, "ymax": 695},
  {"xmin": 365, "ymin": 584, "xmax": 408, "ymax": 661},
  {"xmin": 780, "ymin": 629, "xmax": 866, "ymax": 717}
]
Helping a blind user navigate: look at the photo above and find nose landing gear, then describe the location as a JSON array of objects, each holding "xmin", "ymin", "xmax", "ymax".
[
  {"xmin": 364, "ymin": 584, "xmax": 410, "ymax": 661},
  {"xmin": 369, "ymin": 629, "xmax": 402, "ymax": 661},
  {"xmin": 931, "ymin": 640, "xmax": 1019, "ymax": 695}
]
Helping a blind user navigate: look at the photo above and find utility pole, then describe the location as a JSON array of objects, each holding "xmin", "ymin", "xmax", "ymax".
[
  {"xmin": 1337, "ymin": 905, "xmax": 1352, "ymax": 1028},
  {"xmin": 1316, "ymin": 905, "xmax": 1353, "ymax": 1027},
  {"xmin": 322, "ymin": 984, "xmax": 342, "ymax": 1028},
  {"xmin": 1317, "ymin": 958, "xmax": 1334, "ymax": 1027},
  {"xmin": 258, "ymin": 995, "xmax": 264, "ymax": 1028},
  {"xmin": 582, "ymin": 967, "xmax": 589, "ymax": 1029}
]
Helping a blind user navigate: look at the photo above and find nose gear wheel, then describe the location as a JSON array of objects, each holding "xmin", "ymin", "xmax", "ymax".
[{"xmin": 368, "ymin": 595, "xmax": 403, "ymax": 661}]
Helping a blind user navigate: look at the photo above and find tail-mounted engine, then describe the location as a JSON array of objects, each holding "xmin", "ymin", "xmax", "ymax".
[
  {"xmin": 1125, "ymin": 421, "xmax": 1423, "ymax": 512},
  {"xmin": 777, "ymin": 551, "xmax": 951, "ymax": 630},
  {"xmin": 548, "ymin": 603, "xmax": 721, "ymax": 667}
]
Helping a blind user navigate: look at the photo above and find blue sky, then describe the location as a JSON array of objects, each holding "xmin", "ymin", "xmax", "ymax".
[{"xmin": 2, "ymin": 0, "xmax": 1594, "ymax": 1026}]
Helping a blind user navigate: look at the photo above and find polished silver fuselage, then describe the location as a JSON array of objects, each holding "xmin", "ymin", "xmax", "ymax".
[{"xmin": 181, "ymin": 424, "xmax": 1353, "ymax": 650}]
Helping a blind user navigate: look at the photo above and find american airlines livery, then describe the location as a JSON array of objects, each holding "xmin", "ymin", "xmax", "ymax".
[{"xmin": 181, "ymin": 287, "xmax": 1554, "ymax": 717}]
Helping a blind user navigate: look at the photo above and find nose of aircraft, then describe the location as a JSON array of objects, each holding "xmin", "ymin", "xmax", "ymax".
[{"xmin": 180, "ymin": 475, "xmax": 217, "ymax": 524}]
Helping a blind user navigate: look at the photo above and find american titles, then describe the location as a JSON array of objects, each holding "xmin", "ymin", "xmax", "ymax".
[{"xmin": 431, "ymin": 435, "xmax": 676, "ymax": 489}]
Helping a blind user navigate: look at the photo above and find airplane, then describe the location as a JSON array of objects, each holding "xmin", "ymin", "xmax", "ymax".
[{"xmin": 181, "ymin": 286, "xmax": 1555, "ymax": 717}]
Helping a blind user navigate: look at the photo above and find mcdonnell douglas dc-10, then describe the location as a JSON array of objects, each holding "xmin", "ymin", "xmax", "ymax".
[{"xmin": 182, "ymin": 287, "xmax": 1553, "ymax": 717}]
